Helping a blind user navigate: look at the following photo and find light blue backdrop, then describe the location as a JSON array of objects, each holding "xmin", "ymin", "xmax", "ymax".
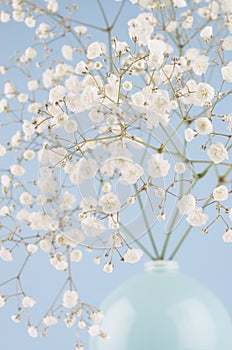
[{"xmin": 0, "ymin": 1, "xmax": 231, "ymax": 349}]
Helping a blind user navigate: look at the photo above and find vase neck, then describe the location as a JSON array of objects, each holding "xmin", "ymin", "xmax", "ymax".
[{"xmin": 145, "ymin": 260, "xmax": 179, "ymax": 273}]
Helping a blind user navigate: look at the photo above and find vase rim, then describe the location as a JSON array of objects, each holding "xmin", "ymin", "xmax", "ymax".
[{"xmin": 145, "ymin": 260, "xmax": 179, "ymax": 272}]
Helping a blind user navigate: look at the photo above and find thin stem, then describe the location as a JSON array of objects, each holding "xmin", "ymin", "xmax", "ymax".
[
  {"xmin": 169, "ymin": 226, "xmax": 192, "ymax": 260},
  {"xmin": 134, "ymin": 185, "xmax": 160, "ymax": 259}
]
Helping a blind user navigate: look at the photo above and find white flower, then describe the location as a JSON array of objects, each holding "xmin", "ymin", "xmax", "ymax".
[
  {"xmin": 64, "ymin": 119, "xmax": 77, "ymax": 133},
  {"xmin": 87, "ymin": 41, "xmax": 105, "ymax": 60},
  {"xmin": 23, "ymin": 149, "xmax": 35, "ymax": 160},
  {"xmin": 39, "ymin": 239, "xmax": 52, "ymax": 252},
  {"xmin": 195, "ymin": 117, "xmax": 213, "ymax": 135},
  {"xmin": 0, "ymin": 144, "xmax": 6, "ymax": 156},
  {"xmin": 81, "ymin": 217, "xmax": 105, "ymax": 237},
  {"xmin": 10, "ymin": 164, "xmax": 25, "ymax": 176},
  {"xmin": 0, "ymin": 247, "xmax": 13, "ymax": 262},
  {"xmin": 124, "ymin": 248, "xmax": 143, "ymax": 264},
  {"xmin": 88, "ymin": 324, "xmax": 100, "ymax": 337},
  {"xmin": 60, "ymin": 192, "xmax": 76, "ymax": 210},
  {"xmin": 0, "ymin": 206, "xmax": 10, "ymax": 216},
  {"xmin": 27, "ymin": 80, "xmax": 39, "ymax": 91},
  {"xmin": 49, "ymin": 85, "xmax": 66, "ymax": 104},
  {"xmin": 207, "ymin": 142, "xmax": 229, "ymax": 164},
  {"xmin": 36, "ymin": 22, "xmax": 50, "ymax": 39},
  {"xmin": 222, "ymin": 62, "xmax": 232, "ymax": 82},
  {"xmin": 99, "ymin": 193, "xmax": 121, "ymax": 214},
  {"xmin": 186, "ymin": 207, "xmax": 208, "ymax": 226},
  {"xmin": 20, "ymin": 192, "xmax": 32, "ymax": 206},
  {"xmin": 25, "ymin": 47, "xmax": 37, "ymax": 60},
  {"xmin": 222, "ymin": 229, "xmax": 232, "ymax": 243},
  {"xmin": 173, "ymin": 0, "xmax": 186, "ymax": 7},
  {"xmin": 103, "ymin": 262, "xmax": 114, "ymax": 273},
  {"xmin": 200, "ymin": 26, "xmax": 213, "ymax": 39},
  {"xmin": 191, "ymin": 55, "xmax": 209, "ymax": 76},
  {"xmin": 194, "ymin": 83, "xmax": 214, "ymax": 106},
  {"xmin": 222, "ymin": 36, "xmax": 232, "ymax": 51},
  {"xmin": 11, "ymin": 314, "xmax": 20, "ymax": 323},
  {"xmin": 50, "ymin": 253, "xmax": 68, "ymax": 271},
  {"xmin": 213, "ymin": 185, "xmax": 229, "ymax": 201},
  {"xmin": 174, "ymin": 162, "xmax": 186, "ymax": 174},
  {"xmin": 122, "ymin": 81, "xmax": 132, "ymax": 91},
  {"xmin": 0, "ymin": 11, "xmax": 10, "ymax": 23},
  {"xmin": 62, "ymin": 290, "xmax": 78, "ymax": 309},
  {"xmin": 43, "ymin": 315, "xmax": 58, "ymax": 327},
  {"xmin": 147, "ymin": 154, "xmax": 170, "ymax": 178},
  {"xmin": 120, "ymin": 162, "xmax": 144, "ymax": 184},
  {"xmin": 22, "ymin": 296, "xmax": 36, "ymax": 308},
  {"xmin": 61, "ymin": 45, "xmax": 73, "ymax": 60},
  {"xmin": 25, "ymin": 16, "xmax": 35, "ymax": 28},
  {"xmin": 78, "ymin": 158, "xmax": 98, "ymax": 180},
  {"xmin": 70, "ymin": 250, "xmax": 83, "ymax": 262},
  {"xmin": 0, "ymin": 295, "xmax": 6, "ymax": 307},
  {"xmin": 28, "ymin": 326, "xmax": 38, "ymax": 338},
  {"xmin": 27, "ymin": 244, "xmax": 38, "ymax": 254},
  {"xmin": 1, "ymin": 175, "xmax": 11, "ymax": 188},
  {"xmin": 177, "ymin": 194, "xmax": 196, "ymax": 215},
  {"xmin": 184, "ymin": 128, "xmax": 197, "ymax": 142}
]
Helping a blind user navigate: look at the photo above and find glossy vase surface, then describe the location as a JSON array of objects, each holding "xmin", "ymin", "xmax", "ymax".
[{"xmin": 89, "ymin": 260, "xmax": 232, "ymax": 350}]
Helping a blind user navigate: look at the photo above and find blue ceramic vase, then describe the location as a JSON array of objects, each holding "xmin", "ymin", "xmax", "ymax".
[{"xmin": 89, "ymin": 260, "xmax": 232, "ymax": 350}]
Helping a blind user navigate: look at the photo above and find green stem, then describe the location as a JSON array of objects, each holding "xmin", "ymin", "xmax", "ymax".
[
  {"xmin": 168, "ymin": 226, "xmax": 192, "ymax": 260},
  {"xmin": 135, "ymin": 185, "xmax": 160, "ymax": 259}
]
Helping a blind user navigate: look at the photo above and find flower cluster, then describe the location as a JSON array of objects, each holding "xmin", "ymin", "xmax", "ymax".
[{"xmin": 0, "ymin": 0, "xmax": 232, "ymax": 348}]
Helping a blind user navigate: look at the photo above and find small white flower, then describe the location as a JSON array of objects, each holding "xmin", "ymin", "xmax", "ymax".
[
  {"xmin": 61, "ymin": 45, "xmax": 73, "ymax": 60},
  {"xmin": 103, "ymin": 262, "xmax": 114, "ymax": 273},
  {"xmin": 174, "ymin": 162, "xmax": 186, "ymax": 174},
  {"xmin": 0, "ymin": 206, "xmax": 10, "ymax": 217},
  {"xmin": 64, "ymin": 119, "xmax": 77, "ymax": 133},
  {"xmin": 213, "ymin": 185, "xmax": 229, "ymax": 201},
  {"xmin": 39, "ymin": 239, "xmax": 52, "ymax": 252},
  {"xmin": 70, "ymin": 250, "xmax": 83, "ymax": 262},
  {"xmin": 186, "ymin": 207, "xmax": 208, "ymax": 226},
  {"xmin": 43, "ymin": 315, "xmax": 58, "ymax": 327},
  {"xmin": 147, "ymin": 154, "xmax": 170, "ymax": 178},
  {"xmin": 10, "ymin": 164, "xmax": 25, "ymax": 176},
  {"xmin": 124, "ymin": 248, "xmax": 143, "ymax": 264},
  {"xmin": 20, "ymin": 192, "xmax": 32, "ymax": 206},
  {"xmin": 0, "ymin": 144, "xmax": 6, "ymax": 156},
  {"xmin": 11, "ymin": 314, "xmax": 20, "ymax": 323},
  {"xmin": 221, "ymin": 62, "xmax": 232, "ymax": 82},
  {"xmin": 22, "ymin": 296, "xmax": 36, "ymax": 309},
  {"xmin": 27, "ymin": 244, "xmax": 38, "ymax": 254},
  {"xmin": 207, "ymin": 142, "xmax": 229, "ymax": 164},
  {"xmin": 177, "ymin": 194, "xmax": 196, "ymax": 214},
  {"xmin": 27, "ymin": 80, "xmax": 39, "ymax": 91},
  {"xmin": 195, "ymin": 117, "xmax": 213, "ymax": 135},
  {"xmin": 99, "ymin": 193, "xmax": 121, "ymax": 214},
  {"xmin": 87, "ymin": 41, "xmax": 106, "ymax": 60},
  {"xmin": 88, "ymin": 324, "xmax": 100, "ymax": 337},
  {"xmin": 222, "ymin": 229, "xmax": 232, "ymax": 243},
  {"xmin": 28, "ymin": 326, "xmax": 38, "ymax": 338},
  {"xmin": 200, "ymin": 26, "xmax": 213, "ymax": 39},
  {"xmin": 49, "ymin": 85, "xmax": 66, "ymax": 104},
  {"xmin": 0, "ymin": 10, "xmax": 10, "ymax": 23},
  {"xmin": 0, "ymin": 295, "xmax": 6, "ymax": 308},
  {"xmin": 62, "ymin": 290, "xmax": 78, "ymax": 309},
  {"xmin": 0, "ymin": 247, "xmax": 13, "ymax": 262}
]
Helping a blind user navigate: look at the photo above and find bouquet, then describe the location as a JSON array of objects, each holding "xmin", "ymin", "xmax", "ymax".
[{"xmin": 0, "ymin": 0, "xmax": 231, "ymax": 348}]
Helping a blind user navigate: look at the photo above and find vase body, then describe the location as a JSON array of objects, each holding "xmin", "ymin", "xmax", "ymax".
[{"xmin": 89, "ymin": 261, "xmax": 232, "ymax": 350}]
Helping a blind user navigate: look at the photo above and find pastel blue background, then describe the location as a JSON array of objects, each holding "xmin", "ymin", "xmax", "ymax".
[{"xmin": 0, "ymin": 1, "xmax": 231, "ymax": 349}]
